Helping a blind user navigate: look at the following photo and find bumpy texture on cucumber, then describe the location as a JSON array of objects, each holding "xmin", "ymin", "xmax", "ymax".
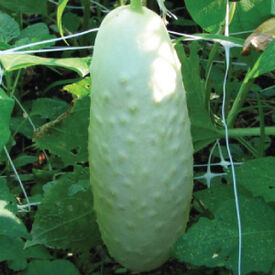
[{"xmin": 89, "ymin": 4, "xmax": 193, "ymax": 272}]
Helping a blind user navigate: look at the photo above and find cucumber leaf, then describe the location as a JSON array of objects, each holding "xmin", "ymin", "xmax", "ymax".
[
  {"xmin": 0, "ymin": 54, "xmax": 90, "ymax": 77},
  {"xmin": 31, "ymin": 97, "xmax": 69, "ymax": 120},
  {"xmin": 0, "ymin": 88, "xmax": 15, "ymax": 154},
  {"xmin": 0, "ymin": 178, "xmax": 17, "ymax": 212},
  {"xmin": 247, "ymin": 40, "xmax": 275, "ymax": 80},
  {"xmin": 15, "ymin": 23, "xmax": 56, "ymax": 50},
  {"xmin": 23, "ymin": 246, "xmax": 52, "ymax": 260},
  {"xmin": 63, "ymin": 77, "xmax": 91, "ymax": 98},
  {"xmin": 184, "ymin": 0, "xmax": 273, "ymax": 35},
  {"xmin": 173, "ymin": 191, "xmax": 275, "ymax": 274},
  {"xmin": 63, "ymin": 12, "xmax": 81, "ymax": 34},
  {"xmin": 22, "ymin": 260, "xmax": 81, "ymax": 275},
  {"xmin": 184, "ymin": 0, "xmax": 226, "ymax": 33},
  {"xmin": 13, "ymin": 155, "xmax": 38, "ymax": 168},
  {"xmin": 228, "ymin": 157, "xmax": 275, "ymax": 203},
  {"xmin": 194, "ymin": 182, "xmax": 250, "ymax": 213},
  {"xmin": 230, "ymin": 0, "xmax": 274, "ymax": 33},
  {"xmin": 26, "ymin": 166, "xmax": 100, "ymax": 251},
  {"xmin": 33, "ymin": 96, "xmax": 89, "ymax": 166},
  {"xmin": 0, "ymin": 236, "xmax": 27, "ymax": 271},
  {"xmin": 0, "ymin": 0, "xmax": 47, "ymax": 15},
  {"xmin": 0, "ymin": 181, "xmax": 29, "ymax": 271},
  {"xmin": 0, "ymin": 201, "xmax": 29, "ymax": 239},
  {"xmin": 0, "ymin": 180, "xmax": 26, "ymax": 231},
  {"xmin": 0, "ymin": 11, "xmax": 20, "ymax": 43},
  {"xmin": 9, "ymin": 97, "xmax": 69, "ymax": 141},
  {"xmin": 19, "ymin": 23, "xmax": 50, "ymax": 40},
  {"xmin": 176, "ymin": 42, "xmax": 221, "ymax": 152}
]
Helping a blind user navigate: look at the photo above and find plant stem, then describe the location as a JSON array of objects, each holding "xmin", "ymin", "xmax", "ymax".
[
  {"xmin": 5, "ymin": 72, "xmax": 13, "ymax": 91},
  {"xmin": 218, "ymin": 126, "xmax": 275, "ymax": 138},
  {"xmin": 11, "ymin": 70, "xmax": 21, "ymax": 98},
  {"xmin": 130, "ymin": 0, "xmax": 142, "ymax": 11},
  {"xmin": 227, "ymin": 75, "xmax": 254, "ymax": 127},
  {"xmin": 255, "ymin": 91, "xmax": 265, "ymax": 157}
]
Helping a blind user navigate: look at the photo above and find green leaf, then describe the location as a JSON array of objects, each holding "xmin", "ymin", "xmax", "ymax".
[
  {"xmin": 33, "ymin": 169, "xmax": 57, "ymax": 186},
  {"xmin": 194, "ymin": 182, "xmax": 249, "ymax": 214},
  {"xmin": 21, "ymin": 259, "xmax": 81, "ymax": 275},
  {"xmin": 63, "ymin": 12, "xmax": 81, "ymax": 34},
  {"xmin": 57, "ymin": 0, "xmax": 69, "ymax": 42},
  {"xmin": 0, "ymin": 201, "xmax": 29, "ymax": 239},
  {"xmin": 0, "ymin": 236, "xmax": 27, "ymax": 271},
  {"xmin": 13, "ymin": 155, "xmax": 38, "ymax": 168},
  {"xmin": 247, "ymin": 40, "xmax": 275, "ymax": 79},
  {"xmin": 184, "ymin": 0, "xmax": 226, "ymax": 33},
  {"xmin": 10, "ymin": 116, "xmax": 44, "ymax": 140},
  {"xmin": 0, "ymin": 11, "xmax": 20, "ymax": 43},
  {"xmin": 173, "ymin": 194, "xmax": 275, "ymax": 274},
  {"xmin": 0, "ymin": 178, "xmax": 17, "ymax": 213},
  {"xmin": 34, "ymin": 96, "xmax": 89, "ymax": 166},
  {"xmin": 0, "ymin": 88, "xmax": 15, "ymax": 154},
  {"xmin": 19, "ymin": 23, "xmax": 50, "ymax": 40},
  {"xmin": 0, "ymin": 0, "xmax": 47, "ymax": 15},
  {"xmin": 9, "ymin": 98, "xmax": 69, "ymax": 140},
  {"xmin": 0, "ymin": 54, "xmax": 90, "ymax": 77},
  {"xmin": 26, "ymin": 166, "xmax": 100, "ymax": 251},
  {"xmin": 176, "ymin": 42, "xmax": 221, "ymax": 152},
  {"xmin": 0, "ymin": 181, "xmax": 29, "ymax": 271},
  {"xmin": 31, "ymin": 97, "xmax": 69, "ymax": 120},
  {"xmin": 24, "ymin": 246, "xmax": 52, "ymax": 260},
  {"xmin": 0, "ymin": 41, "xmax": 11, "ymax": 50},
  {"xmin": 230, "ymin": 0, "xmax": 274, "ymax": 33},
  {"xmin": 63, "ymin": 77, "xmax": 91, "ymax": 98},
  {"xmin": 229, "ymin": 157, "xmax": 275, "ymax": 203},
  {"xmin": 16, "ymin": 23, "xmax": 55, "ymax": 50}
]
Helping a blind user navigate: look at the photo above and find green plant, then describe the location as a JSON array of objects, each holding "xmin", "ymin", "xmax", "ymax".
[{"xmin": 0, "ymin": 0, "xmax": 274, "ymax": 274}]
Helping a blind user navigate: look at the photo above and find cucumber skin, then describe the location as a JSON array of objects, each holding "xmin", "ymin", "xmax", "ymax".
[{"xmin": 89, "ymin": 5, "xmax": 193, "ymax": 272}]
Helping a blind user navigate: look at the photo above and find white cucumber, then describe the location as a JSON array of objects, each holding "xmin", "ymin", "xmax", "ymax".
[{"xmin": 88, "ymin": 4, "xmax": 193, "ymax": 272}]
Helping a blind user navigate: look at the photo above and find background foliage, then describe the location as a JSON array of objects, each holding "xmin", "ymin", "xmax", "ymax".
[{"xmin": 0, "ymin": 0, "xmax": 274, "ymax": 274}]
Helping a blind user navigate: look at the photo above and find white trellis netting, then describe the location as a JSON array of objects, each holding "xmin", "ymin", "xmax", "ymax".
[
  {"xmin": 222, "ymin": 4, "xmax": 242, "ymax": 274},
  {"xmin": 0, "ymin": 1, "xmax": 243, "ymax": 274}
]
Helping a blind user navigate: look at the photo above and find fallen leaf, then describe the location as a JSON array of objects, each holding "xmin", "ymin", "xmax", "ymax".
[{"xmin": 242, "ymin": 17, "xmax": 275, "ymax": 55}]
